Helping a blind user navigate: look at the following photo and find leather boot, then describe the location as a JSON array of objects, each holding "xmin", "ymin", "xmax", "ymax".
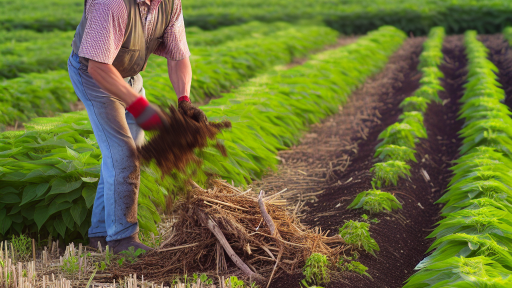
[
  {"xmin": 88, "ymin": 237, "xmax": 107, "ymax": 250},
  {"xmin": 107, "ymin": 232, "xmax": 152, "ymax": 254}
]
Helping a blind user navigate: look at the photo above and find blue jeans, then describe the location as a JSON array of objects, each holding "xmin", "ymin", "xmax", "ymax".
[{"xmin": 68, "ymin": 52, "xmax": 144, "ymax": 241}]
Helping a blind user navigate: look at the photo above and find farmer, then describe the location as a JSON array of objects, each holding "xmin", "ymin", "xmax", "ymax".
[{"xmin": 68, "ymin": 0, "xmax": 206, "ymax": 253}]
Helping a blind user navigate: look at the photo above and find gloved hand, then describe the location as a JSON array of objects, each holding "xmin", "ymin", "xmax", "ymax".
[
  {"xmin": 126, "ymin": 96, "xmax": 169, "ymax": 130},
  {"xmin": 178, "ymin": 96, "xmax": 208, "ymax": 124}
]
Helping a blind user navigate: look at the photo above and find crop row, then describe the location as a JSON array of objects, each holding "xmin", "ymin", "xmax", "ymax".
[
  {"xmin": 0, "ymin": 26, "xmax": 406, "ymax": 241},
  {"xmin": 0, "ymin": 21, "xmax": 295, "ymax": 79},
  {"xmin": 0, "ymin": 24, "xmax": 338, "ymax": 127},
  {"xmin": 348, "ymin": 27, "xmax": 445, "ymax": 214},
  {"xmin": 2, "ymin": 0, "xmax": 512, "ymax": 35},
  {"xmin": 405, "ymin": 30, "xmax": 512, "ymax": 287}
]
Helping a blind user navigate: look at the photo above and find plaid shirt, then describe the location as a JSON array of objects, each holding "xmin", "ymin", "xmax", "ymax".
[{"xmin": 78, "ymin": 0, "xmax": 190, "ymax": 64}]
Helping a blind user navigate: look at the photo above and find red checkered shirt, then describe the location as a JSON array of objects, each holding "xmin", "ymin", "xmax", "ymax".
[{"xmin": 78, "ymin": 0, "xmax": 190, "ymax": 64}]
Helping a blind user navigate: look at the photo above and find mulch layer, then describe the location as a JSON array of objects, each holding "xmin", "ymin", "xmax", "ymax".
[
  {"xmin": 267, "ymin": 36, "xmax": 468, "ymax": 287},
  {"xmin": 478, "ymin": 34, "xmax": 512, "ymax": 107}
]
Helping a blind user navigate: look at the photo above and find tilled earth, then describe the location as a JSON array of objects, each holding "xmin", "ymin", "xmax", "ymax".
[{"xmin": 262, "ymin": 36, "xmax": 468, "ymax": 287}]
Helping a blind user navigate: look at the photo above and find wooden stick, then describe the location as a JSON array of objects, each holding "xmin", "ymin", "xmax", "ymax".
[
  {"xmin": 32, "ymin": 239, "xmax": 36, "ymax": 263},
  {"xmin": 196, "ymin": 209, "xmax": 264, "ymax": 282},
  {"xmin": 258, "ymin": 191, "xmax": 279, "ymax": 237},
  {"xmin": 157, "ymin": 243, "xmax": 200, "ymax": 252}
]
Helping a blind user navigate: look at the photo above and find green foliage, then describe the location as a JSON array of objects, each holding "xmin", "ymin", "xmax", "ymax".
[
  {"xmin": 0, "ymin": 23, "xmax": 337, "ymax": 126},
  {"xmin": 406, "ymin": 30, "xmax": 512, "ymax": 287},
  {"xmin": 10, "ymin": 234, "xmax": 32, "ymax": 262},
  {"xmin": 399, "ymin": 96, "xmax": 430, "ymax": 113},
  {"xmin": 2, "ymin": 0, "xmax": 512, "ymax": 36},
  {"xmin": 370, "ymin": 161, "xmax": 411, "ymax": 187},
  {"xmin": 303, "ymin": 253, "xmax": 330, "ymax": 286},
  {"xmin": 339, "ymin": 221, "xmax": 379, "ymax": 256},
  {"xmin": 338, "ymin": 259, "xmax": 371, "ymax": 278},
  {"xmin": 404, "ymin": 256, "xmax": 512, "ymax": 288},
  {"xmin": 145, "ymin": 25, "xmax": 338, "ymax": 107},
  {"xmin": 0, "ymin": 22, "xmax": 294, "ymax": 79},
  {"xmin": 375, "ymin": 145, "xmax": 417, "ymax": 162},
  {"xmin": 61, "ymin": 254, "xmax": 79, "ymax": 275},
  {"xmin": 119, "ymin": 247, "xmax": 146, "ymax": 265},
  {"xmin": 348, "ymin": 189, "xmax": 402, "ymax": 214}
]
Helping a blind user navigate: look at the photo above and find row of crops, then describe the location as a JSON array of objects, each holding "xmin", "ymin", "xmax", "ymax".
[
  {"xmin": 0, "ymin": 26, "xmax": 406, "ymax": 242},
  {"xmin": 1, "ymin": 0, "xmax": 511, "ymax": 35},
  {"xmin": 0, "ymin": 22, "xmax": 337, "ymax": 127},
  {"xmin": 349, "ymin": 26, "xmax": 445, "ymax": 214},
  {"xmin": 403, "ymin": 31, "xmax": 512, "ymax": 287}
]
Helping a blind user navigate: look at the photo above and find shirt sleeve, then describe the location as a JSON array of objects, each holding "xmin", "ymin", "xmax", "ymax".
[
  {"xmin": 153, "ymin": 0, "xmax": 191, "ymax": 61},
  {"xmin": 78, "ymin": 0, "xmax": 127, "ymax": 64}
]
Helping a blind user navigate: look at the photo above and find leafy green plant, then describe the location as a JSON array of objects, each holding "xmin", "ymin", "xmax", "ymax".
[
  {"xmin": 119, "ymin": 247, "xmax": 146, "ymax": 264},
  {"xmin": 303, "ymin": 253, "xmax": 330, "ymax": 286},
  {"xmin": 399, "ymin": 96, "xmax": 430, "ymax": 113},
  {"xmin": 339, "ymin": 221, "xmax": 379, "ymax": 256},
  {"xmin": 375, "ymin": 145, "xmax": 417, "ymax": 162},
  {"xmin": 61, "ymin": 254, "xmax": 79, "ymax": 275},
  {"xmin": 348, "ymin": 189, "xmax": 402, "ymax": 213},
  {"xmin": 10, "ymin": 234, "xmax": 32, "ymax": 261},
  {"xmin": 405, "ymin": 256, "xmax": 512, "ymax": 288},
  {"xmin": 377, "ymin": 123, "xmax": 418, "ymax": 149},
  {"xmin": 370, "ymin": 160, "xmax": 411, "ymax": 187},
  {"xmin": 338, "ymin": 259, "xmax": 371, "ymax": 278}
]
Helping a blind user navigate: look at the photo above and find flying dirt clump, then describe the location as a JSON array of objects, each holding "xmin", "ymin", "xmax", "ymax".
[{"xmin": 137, "ymin": 105, "xmax": 231, "ymax": 176}]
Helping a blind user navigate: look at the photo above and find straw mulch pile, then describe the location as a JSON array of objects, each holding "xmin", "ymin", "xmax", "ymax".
[{"xmin": 114, "ymin": 179, "xmax": 345, "ymax": 285}]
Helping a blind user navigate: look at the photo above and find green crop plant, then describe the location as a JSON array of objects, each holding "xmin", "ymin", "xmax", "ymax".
[
  {"xmin": 405, "ymin": 256, "xmax": 512, "ymax": 288},
  {"xmin": 10, "ymin": 234, "xmax": 32, "ymax": 262},
  {"xmin": 303, "ymin": 253, "xmax": 330, "ymax": 286},
  {"xmin": 348, "ymin": 189, "xmax": 402, "ymax": 214},
  {"xmin": 119, "ymin": 247, "xmax": 146, "ymax": 265},
  {"xmin": 417, "ymin": 232, "xmax": 512, "ymax": 271},
  {"xmin": 377, "ymin": 123, "xmax": 418, "ymax": 149},
  {"xmin": 375, "ymin": 145, "xmax": 417, "ymax": 162},
  {"xmin": 0, "ymin": 26, "xmax": 406, "ymax": 241},
  {"xmin": 370, "ymin": 161, "xmax": 411, "ymax": 187},
  {"xmin": 399, "ymin": 96, "xmax": 430, "ymax": 113},
  {"xmin": 406, "ymin": 30, "xmax": 512, "ymax": 286},
  {"xmin": 339, "ymin": 221, "xmax": 379, "ymax": 256},
  {"xmin": 338, "ymin": 259, "xmax": 371, "ymax": 278}
]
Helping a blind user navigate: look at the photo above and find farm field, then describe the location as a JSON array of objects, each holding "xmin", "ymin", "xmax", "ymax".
[{"xmin": 2, "ymin": 1, "xmax": 512, "ymax": 288}]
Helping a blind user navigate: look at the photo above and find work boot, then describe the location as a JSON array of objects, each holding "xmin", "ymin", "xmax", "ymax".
[
  {"xmin": 88, "ymin": 237, "xmax": 107, "ymax": 250},
  {"xmin": 107, "ymin": 232, "xmax": 152, "ymax": 254}
]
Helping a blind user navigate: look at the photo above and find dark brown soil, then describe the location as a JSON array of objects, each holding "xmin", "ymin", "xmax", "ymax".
[
  {"xmin": 270, "ymin": 36, "xmax": 467, "ymax": 287},
  {"xmin": 478, "ymin": 34, "xmax": 512, "ymax": 107},
  {"xmin": 138, "ymin": 105, "xmax": 231, "ymax": 177}
]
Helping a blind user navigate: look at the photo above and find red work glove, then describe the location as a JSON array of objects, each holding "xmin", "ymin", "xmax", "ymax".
[
  {"xmin": 126, "ymin": 96, "xmax": 168, "ymax": 130},
  {"xmin": 178, "ymin": 96, "xmax": 208, "ymax": 124}
]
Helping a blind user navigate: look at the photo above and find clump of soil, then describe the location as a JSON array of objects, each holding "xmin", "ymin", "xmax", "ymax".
[
  {"xmin": 138, "ymin": 105, "xmax": 231, "ymax": 176},
  {"xmin": 114, "ymin": 179, "xmax": 344, "ymax": 285}
]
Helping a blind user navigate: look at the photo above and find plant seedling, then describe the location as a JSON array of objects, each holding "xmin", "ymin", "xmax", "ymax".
[
  {"xmin": 119, "ymin": 247, "xmax": 146, "ymax": 264},
  {"xmin": 339, "ymin": 221, "xmax": 380, "ymax": 256},
  {"xmin": 10, "ymin": 234, "xmax": 32, "ymax": 262},
  {"xmin": 302, "ymin": 253, "xmax": 330, "ymax": 286},
  {"xmin": 348, "ymin": 189, "xmax": 402, "ymax": 214},
  {"xmin": 371, "ymin": 160, "xmax": 411, "ymax": 187}
]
